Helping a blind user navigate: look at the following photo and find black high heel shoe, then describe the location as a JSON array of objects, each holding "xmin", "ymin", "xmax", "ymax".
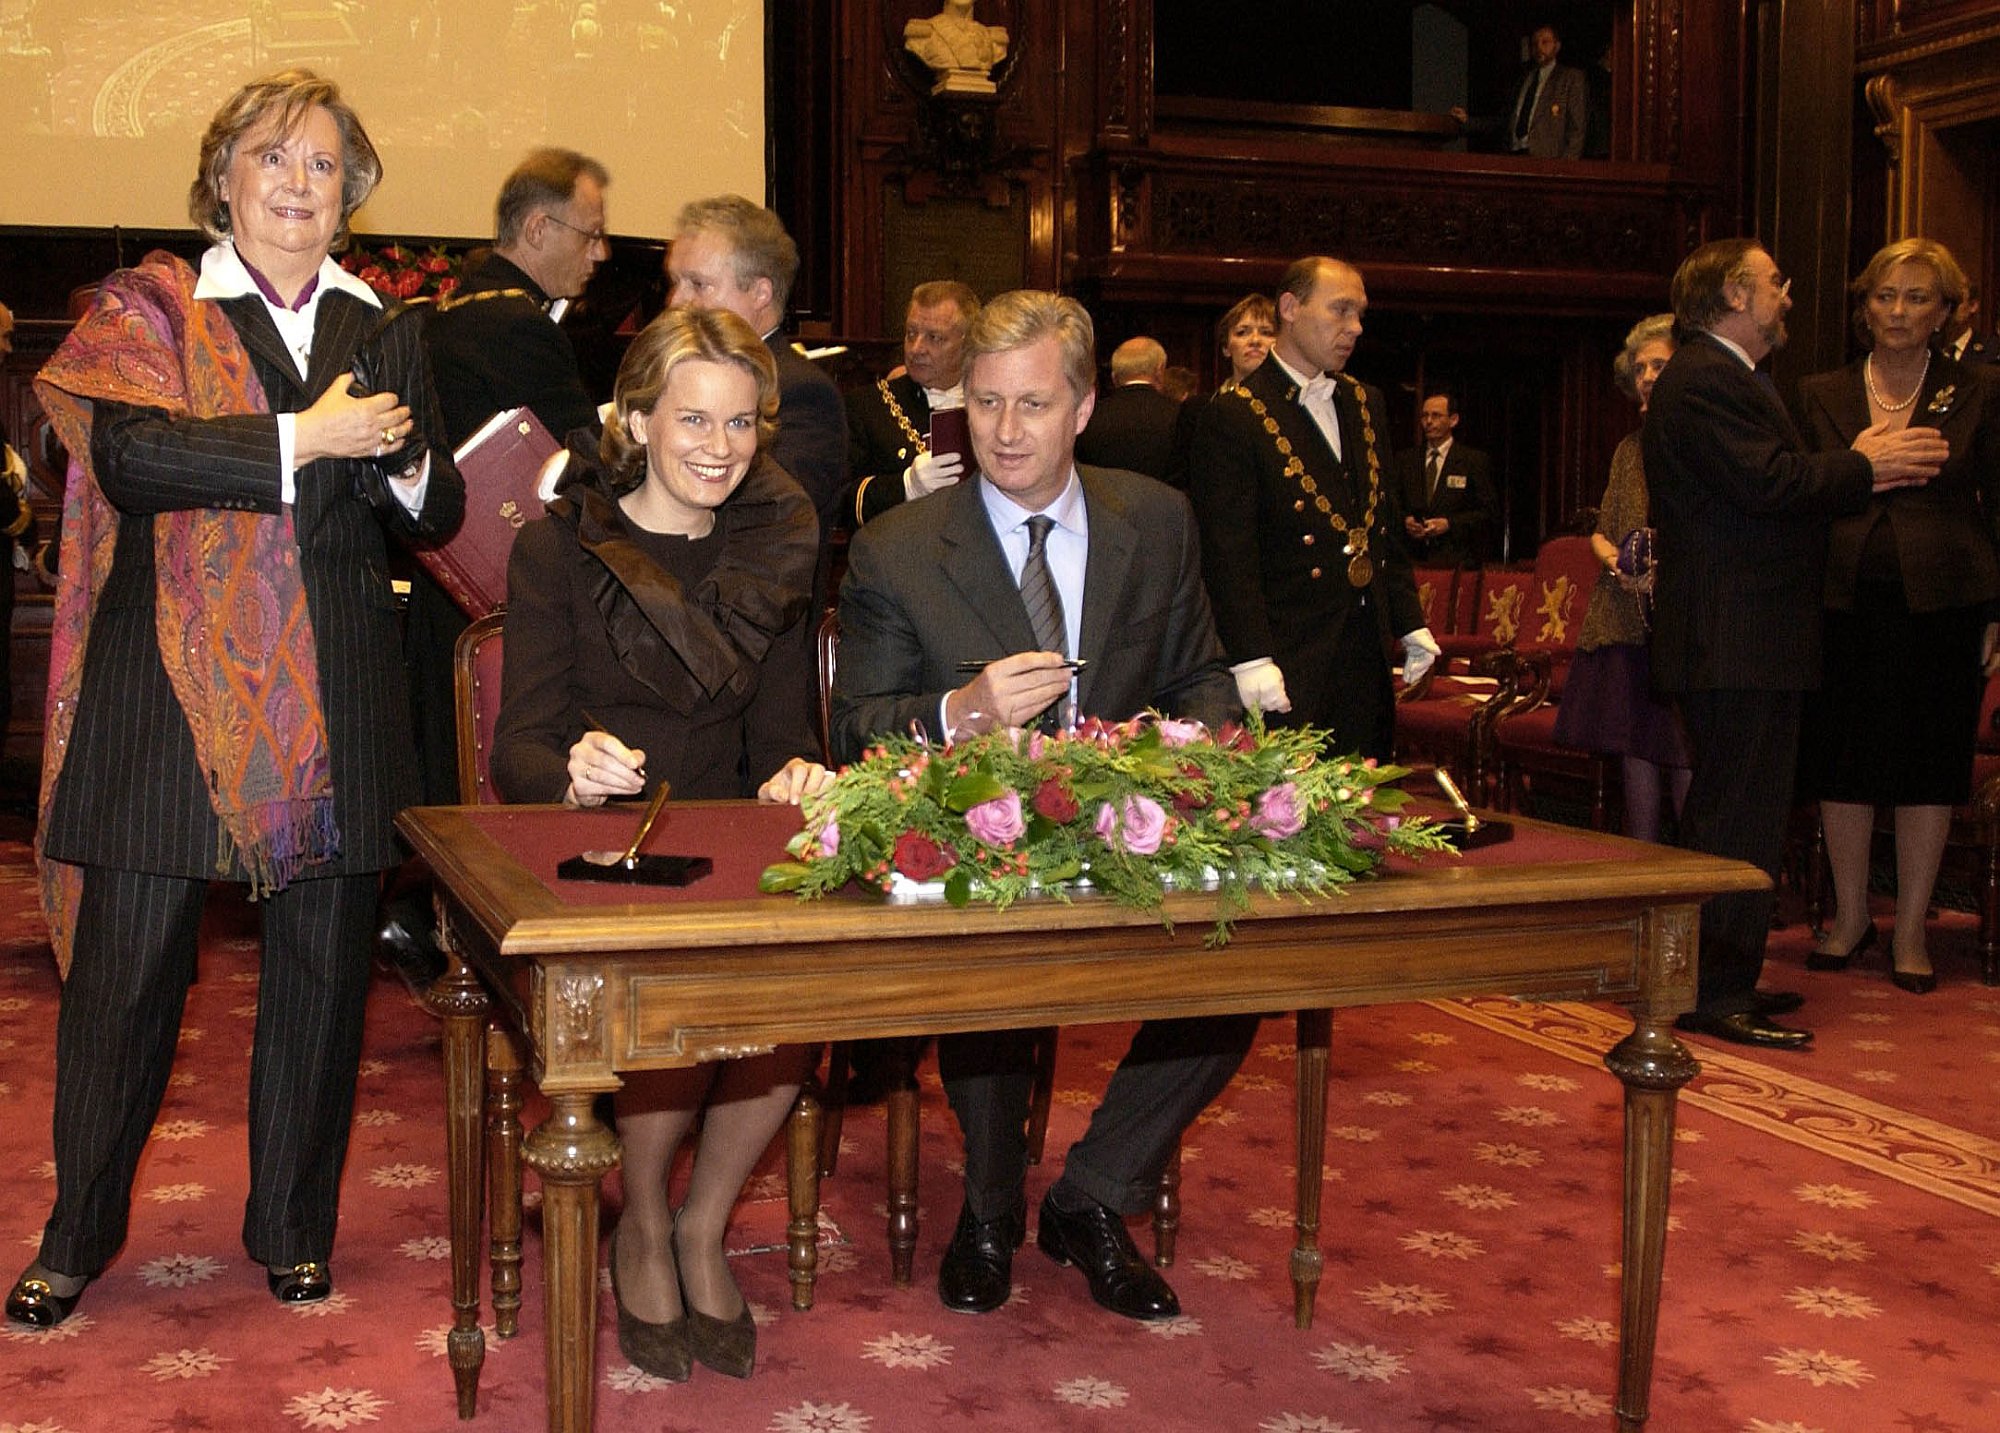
[
  {"xmin": 674, "ymin": 1214, "xmax": 756, "ymax": 1379},
  {"xmin": 1806, "ymin": 922, "xmax": 1877, "ymax": 972},
  {"xmin": 7, "ymin": 1265, "xmax": 93, "ymax": 1328},
  {"xmin": 609, "ymin": 1228, "xmax": 691, "ymax": 1382}
]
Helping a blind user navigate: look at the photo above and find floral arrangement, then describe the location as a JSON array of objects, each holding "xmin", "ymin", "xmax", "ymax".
[
  {"xmin": 759, "ymin": 713, "xmax": 1452, "ymax": 944},
  {"xmin": 340, "ymin": 242, "xmax": 462, "ymax": 303}
]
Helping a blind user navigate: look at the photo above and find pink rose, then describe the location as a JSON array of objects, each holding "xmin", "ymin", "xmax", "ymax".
[
  {"xmin": 965, "ymin": 790, "xmax": 1025, "ymax": 847},
  {"xmin": 1096, "ymin": 794, "xmax": 1170, "ymax": 855},
  {"xmin": 1155, "ymin": 717, "xmax": 1206, "ymax": 747},
  {"xmin": 816, "ymin": 815, "xmax": 839, "ymax": 858},
  {"xmin": 1251, "ymin": 783, "xmax": 1305, "ymax": 840}
]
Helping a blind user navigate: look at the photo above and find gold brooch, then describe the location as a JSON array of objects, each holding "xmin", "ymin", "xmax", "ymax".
[{"xmin": 1925, "ymin": 384, "xmax": 1956, "ymax": 418}]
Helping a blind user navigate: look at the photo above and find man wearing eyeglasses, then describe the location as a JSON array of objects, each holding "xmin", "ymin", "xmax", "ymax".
[
  {"xmin": 388, "ymin": 148, "xmax": 614, "ymax": 989},
  {"xmin": 1646, "ymin": 238, "xmax": 1947, "ymax": 1050}
]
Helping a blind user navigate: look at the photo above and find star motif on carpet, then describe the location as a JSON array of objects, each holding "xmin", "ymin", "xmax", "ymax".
[
  {"xmin": 1892, "ymin": 1413, "xmax": 1959, "ymax": 1432},
  {"xmin": 1210, "ymin": 1362, "xmax": 1260, "ymax": 1387},
  {"xmin": 297, "ymin": 1338, "xmax": 362, "ymax": 1367},
  {"xmin": 1456, "ymin": 1332, "xmax": 1523, "ymax": 1359},
  {"xmin": 1903, "ymin": 1337, "xmax": 1956, "ymax": 1362}
]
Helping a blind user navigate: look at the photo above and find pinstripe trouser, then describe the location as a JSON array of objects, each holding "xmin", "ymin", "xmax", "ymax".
[{"xmin": 38, "ymin": 866, "xmax": 377, "ymax": 1276}]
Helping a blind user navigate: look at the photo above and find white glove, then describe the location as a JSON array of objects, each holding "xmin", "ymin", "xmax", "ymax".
[
  {"xmin": 1400, "ymin": 627, "xmax": 1441, "ymax": 686},
  {"xmin": 903, "ymin": 449, "xmax": 965, "ymax": 500},
  {"xmin": 1230, "ymin": 657, "xmax": 1292, "ymax": 714}
]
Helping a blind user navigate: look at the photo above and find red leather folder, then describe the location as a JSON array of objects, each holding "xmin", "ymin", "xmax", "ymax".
[{"xmin": 419, "ymin": 407, "xmax": 563, "ymax": 618}]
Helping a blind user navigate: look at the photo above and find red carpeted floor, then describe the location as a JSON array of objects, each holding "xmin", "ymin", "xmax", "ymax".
[{"xmin": 3, "ymin": 832, "xmax": 1999, "ymax": 1433}]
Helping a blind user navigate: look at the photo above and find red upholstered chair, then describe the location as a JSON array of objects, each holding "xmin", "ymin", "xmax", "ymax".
[
  {"xmin": 1487, "ymin": 537, "xmax": 1620, "ymax": 822},
  {"xmin": 1410, "ymin": 566, "xmax": 1458, "ymax": 637},
  {"xmin": 1437, "ymin": 565, "xmax": 1536, "ymax": 661}
]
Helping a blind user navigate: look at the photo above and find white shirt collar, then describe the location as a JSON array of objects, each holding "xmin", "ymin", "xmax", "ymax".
[
  {"xmin": 1427, "ymin": 437, "xmax": 1453, "ymax": 459},
  {"xmin": 1706, "ymin": 331, "xmax": 1757, "ymax": 370},
  {"xmin": 1271, "ymin": 351, "xmax": 1319, "ymax": 391},
  {"xmin": 923, "ymin": 383, "xmax": 964, "ymax": 410},
  {"xmin": 193, "ymin": 240, "xmax": 381, "ymax": 308},
  {"xmin": 979, "ymin": 467, "xmax": 1085, "ymax": 536}
]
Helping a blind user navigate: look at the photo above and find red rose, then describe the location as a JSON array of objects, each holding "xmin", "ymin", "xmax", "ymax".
[
  {"xmin": 358, "ymin": 264, "xmax": 389, "ymax": 289},
  {"xmin": 423, "ymin": 254, "xmax": 452, "ymax": 274},
  {"xmin": 893, "ymin": 830, "xmax": 955, "ymax": 881},
  {"xmin": 381, "ymin": 244, "xmax": 408, "ymax": 263},
  {"xmin": 1216, "ymin": 721, "xmax": 1255, "ymax": 752},
  {"xmin": 1032, "ymin": 777, "xmax": 1080, "ymax": 823},
  {"xmin": 436, "ymin": 276, "xmax": 461, "ymax": 299},
  {"xmin": 395, "ymin": 269, "xmax": 425, "ymax": 298}
]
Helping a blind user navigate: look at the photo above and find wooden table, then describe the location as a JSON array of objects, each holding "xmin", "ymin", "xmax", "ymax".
[{"xmin": 397, "ymin": 799, "xmax": 1764, "ymax": 1433}]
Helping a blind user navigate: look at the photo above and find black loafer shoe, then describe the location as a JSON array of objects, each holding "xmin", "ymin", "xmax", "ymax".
[
  {"xmin": 1674, "ymin": 1010, "xmax": 1813, "ymax": 1050},
  {"xmin": 1751, "ymin": 989, "xmax": 1805, "ymax": 1017},
  {"xmin": 378, "ymin": 918, "xmax": 447, "ymax": 994},
  {"xmin": 267, "ymin": 1260, "xmax": 333, "ymax": 1303},
  {"xmin": 1036, "ymin": 1192, "xmax": 1180, "ymax": 1321},
  {"xmin": 937, "ymin": 1199, "xmax": 1024, "ymax": 1314},
  {"xmin": 6, "ymin": 1267, "xmax": 92, "ymax": 1328}
]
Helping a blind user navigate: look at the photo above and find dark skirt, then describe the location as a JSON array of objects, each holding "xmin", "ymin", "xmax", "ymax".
[
  {"xmin": 1802, "ymin": 584, "xmax": 1986, "ymax": 807},
  {"xmin": 1551, "ymin": 641, "xmax": 1690, "ymax": 769}
]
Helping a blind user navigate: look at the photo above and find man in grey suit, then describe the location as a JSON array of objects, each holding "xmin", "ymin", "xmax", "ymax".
[
  {"xmin": 1455, "ymin": 24, "xmax": 1587, "ymax": 159},
  {"xmin": 832, "ymin": 290, "xmax": 1252, "ymax": 1324},
  {"xmin": 1646, "ymin": 238, "xmax": 1945, "ymax": 1049},
  {"xmin": 668, "ymin": 194, "xmax": 848, "ymax": 595}
]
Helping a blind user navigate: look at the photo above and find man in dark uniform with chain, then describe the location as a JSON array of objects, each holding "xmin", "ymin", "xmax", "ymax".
[
  {"xmin": 384, "ymin": 148, "xmax": 611, "ymax": 985},
  {"xmin": 846, "ymin": 280, "xmax": 981, "ymax": 527},
  {"xmin": 1187, "ymin": 256, "xmax": 1439, "ymax": 761}
]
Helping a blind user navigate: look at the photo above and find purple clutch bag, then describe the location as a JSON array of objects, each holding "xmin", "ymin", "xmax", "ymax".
[{"xmin": 1615, "ymin": 527, "xmax": 1656, "ymax": 625}]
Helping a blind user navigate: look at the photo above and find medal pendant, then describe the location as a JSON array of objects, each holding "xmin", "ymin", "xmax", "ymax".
[{"xmin": 1346, "ymin": 550, "xmax": 1373, "ymax": 588}]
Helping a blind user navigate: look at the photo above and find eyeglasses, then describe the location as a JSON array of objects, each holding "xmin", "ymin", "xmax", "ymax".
[
  {"xmin": 544, "ymin": 213, "xmax": 608, "ymax": 246},
  {"xmin": 1768, "ymin": 273, "xmax": 1792, "ymax": 299}
]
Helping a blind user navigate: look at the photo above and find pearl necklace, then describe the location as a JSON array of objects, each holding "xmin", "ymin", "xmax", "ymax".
[{"xmin": 1864, "ymin": 350, "xmax": 1930, "ymax": 413}]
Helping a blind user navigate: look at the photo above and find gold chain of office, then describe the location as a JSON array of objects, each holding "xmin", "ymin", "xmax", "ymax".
[
  {"xmin": 1238, "ymin": 377, "xmax": 1384, "ymax": 588},
  {"xmin": 877, "ymin": 379, "xmax": 929, "ymax": 457}
]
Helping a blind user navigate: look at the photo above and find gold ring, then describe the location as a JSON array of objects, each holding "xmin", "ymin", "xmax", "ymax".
[{"xmin": 381, "ymin": 428, "xmax": 395, "ymax": 446}]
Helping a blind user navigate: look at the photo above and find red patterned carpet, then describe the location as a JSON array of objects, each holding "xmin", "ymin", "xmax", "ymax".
[{"xmin": 3, "ymin": 833, "xmax": 1999, "ymax": 1433}]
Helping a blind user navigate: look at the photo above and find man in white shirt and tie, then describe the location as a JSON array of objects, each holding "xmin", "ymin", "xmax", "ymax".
[
  {"xmin": 1187, "ymin": 255, "xmax": 1440, "ymax": 761},
  {"xmin": 831, "ymin": 289, "xmax": 1250, "ymax": 1326},
  {"xmin": 1397, "ymin": 390, "xmax": 1499, "ymax": 566}
]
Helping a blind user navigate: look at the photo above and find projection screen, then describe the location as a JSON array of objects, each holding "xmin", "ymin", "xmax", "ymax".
[{"xmin": 0, "ymin": 1, "xmax": 766, "ymax": 241}]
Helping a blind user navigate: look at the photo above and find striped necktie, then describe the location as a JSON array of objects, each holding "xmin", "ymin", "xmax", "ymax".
[{"xmin": 1021, "ymin": 515, "xmax": 1067, "ymax": 657}]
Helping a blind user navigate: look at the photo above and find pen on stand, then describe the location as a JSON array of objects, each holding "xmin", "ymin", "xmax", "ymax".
[{"xmin": 1432, "ymin": 767, "xmax": 1479, "ymax": 833}]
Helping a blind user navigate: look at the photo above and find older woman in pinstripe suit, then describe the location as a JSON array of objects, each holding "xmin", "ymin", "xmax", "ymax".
[{"xmin": 7, "ymin": 70, "xmax": 463, "ymax": 1328}]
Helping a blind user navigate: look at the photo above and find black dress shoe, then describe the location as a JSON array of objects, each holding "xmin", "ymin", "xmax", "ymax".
[
  {"xmin": 1674, "ymin": 1010, "xmax": 1813, "ymax": 1050},
  {"xmin": 6, "ymin": 1267, "xmax": 92, "ymax": 1328},
  {"xmin": 1806, "ymin": 922, "xmax": 1876, "ymax": 972},
  {"xmin": 267, "ymin": 1260, "xmax": 333, "ymax": 1303},
  {"xmin": 1752, "ymin": 989, "xmax": 1805, "ymax": 1017},
  {"xmin": 1891, "ymin": 967, "xmax": 1938, "ymax": 995},
  {"xmin": 938, "ymin": 1199, "xmax": 1025, "ymax": 1314},
  {"xmin": 610, "ymin": 1229, "xmax": 690, "ymax": 1382},
  {"xmin": 1036, "ymin": 1191, "xmax": 1180, "ymax": 1321}
]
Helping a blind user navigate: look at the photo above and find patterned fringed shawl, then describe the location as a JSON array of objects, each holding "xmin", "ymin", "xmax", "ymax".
[{"xmin": 34, "ymin": 251, "xmax": 338, "ymax": 974}]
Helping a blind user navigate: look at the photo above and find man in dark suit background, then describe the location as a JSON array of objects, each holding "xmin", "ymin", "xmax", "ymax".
[
  {"xmin": 1646, "ymin": 237, "xmax": 1946, "ymax": 1048},
  {"xmin": 846, "ymin": 279, "xmax": 980, "ymax": 527},
  {"xmin": 1395, "ymin": 389, "xmax": 1499, "ymax": 566},
  {"xmin": 832, "ymin": 289, "xmax": 1253, "ymax": 1325},
  {"xmin": 668, "ymin": 195, "xmax": 849, "ymax": 586},
  {"xmin": 1075, "ymin": 335, "xmax": 1181, "ymax": 481},
  {"xmin": 1188, "ymin": 255, "xmax": 1439, "ymax": 762}
]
